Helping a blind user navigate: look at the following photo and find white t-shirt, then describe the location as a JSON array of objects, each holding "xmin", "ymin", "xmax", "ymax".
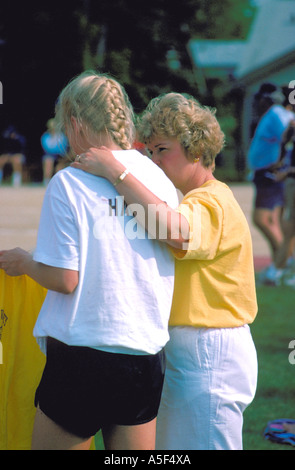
[{"xmin": 33, "ymin": 150, "xmax": 179, "ymax": 355}]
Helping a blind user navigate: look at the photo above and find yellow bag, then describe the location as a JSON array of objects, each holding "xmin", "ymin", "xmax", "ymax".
[
  {"xmin": 0, "ymin": 270, "xmax": 98, "ymax": 450},
  {"xmin": 0, "ymin": 270, "xmax": 47, "ymax": 449}
]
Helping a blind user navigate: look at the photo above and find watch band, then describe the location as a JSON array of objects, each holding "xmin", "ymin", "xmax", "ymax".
[{"xmin": 113, "ymin": 169, "xmax": 129, "ymax": 186}]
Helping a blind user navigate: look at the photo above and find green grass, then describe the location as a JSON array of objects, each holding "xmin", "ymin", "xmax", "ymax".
[
  {"xmin": 243, "ymin": 283, "xmax": 295, "ymax": 450},
  {"xmin": 94, "ymin": 282, "xmax": 295, "ymax": 451}
]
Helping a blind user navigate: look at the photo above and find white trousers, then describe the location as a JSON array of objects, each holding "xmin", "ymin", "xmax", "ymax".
[{"xmin": 156, "ymin": 325, "xmax": 258, "ymax": 450}]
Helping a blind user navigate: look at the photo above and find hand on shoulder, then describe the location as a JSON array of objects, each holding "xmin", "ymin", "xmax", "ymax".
[{"xmin": 71, "ymin": 146, "xmax": 117, "ymax": 178}]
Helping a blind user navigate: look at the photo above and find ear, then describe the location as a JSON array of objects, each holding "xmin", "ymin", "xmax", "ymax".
[
  {"xmin": 70, "ymin": 116, "xmax": 84, "ymax": 138},
  {"xmin": 70, "ymin": 116, "xmax": 79, "ymax": 134}
]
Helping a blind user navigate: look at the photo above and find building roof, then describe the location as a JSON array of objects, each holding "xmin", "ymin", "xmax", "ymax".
[
  {"xmin": 236, "ymin": 0, "xmax": 295, "ymax": 79},
  {"xmin": 188, "ymin": 39, "xmax": 245, "ymax": 78}
]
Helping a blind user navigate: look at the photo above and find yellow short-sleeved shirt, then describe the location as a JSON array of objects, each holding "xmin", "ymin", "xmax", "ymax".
[{"xmin": 169, "ymin": 179, "xmax": 257, "ymax": 328}]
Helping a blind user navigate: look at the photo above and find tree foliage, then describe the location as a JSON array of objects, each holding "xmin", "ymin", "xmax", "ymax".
[
  {"xmin": 80, "ymin": 0, "xmax": 255, "ymax": 110},
  {"xmin": 0, "ymin": 0, "xmax": 255, "ymax": 167}
]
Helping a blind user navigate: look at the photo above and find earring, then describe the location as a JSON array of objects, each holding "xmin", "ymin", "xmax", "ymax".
[{"xmin": 193, "ymin": 157, "xmax": 200, "ymax": 163}]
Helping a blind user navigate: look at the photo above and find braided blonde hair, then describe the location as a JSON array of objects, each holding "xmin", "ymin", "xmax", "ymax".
[{"xmin": 55, "ymin": 71, "xmax": 135, "ymax": 153}]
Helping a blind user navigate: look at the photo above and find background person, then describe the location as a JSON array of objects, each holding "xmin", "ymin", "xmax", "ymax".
[
  {"xmin": 41, "ymin": 118, "xmax": 69, "ymax": 185},
  {"xmin": 247, "ymin": 84, "xmax": 295, "ymax": 285},
  {"xmin": 272, "ymin": 86, "xmax": 295, "ymax": 286},
  {"xmin": 0, "ymin": 71, "xmax": 179, "ymax": 450},
  {"xmin": 0, "ymin": 125, "xmax": 26, "ymax": 186},
  {"xmin": 72, "ymin": 92, "xmax": 258, "ymax": 450}
]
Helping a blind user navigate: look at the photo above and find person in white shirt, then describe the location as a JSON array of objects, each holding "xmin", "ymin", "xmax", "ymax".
[{"xmin": 0, "ymin": 71, "xmax": 179, "ymax": 450}]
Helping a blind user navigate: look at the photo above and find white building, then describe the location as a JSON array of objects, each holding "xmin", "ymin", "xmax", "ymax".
[
  {"xmin": 235, "ymin": 0, "xmax": 295, "ymax": 158},
  {"xmin": 188, "ymin": 1, "xmax": 295, "ymax": 173}
]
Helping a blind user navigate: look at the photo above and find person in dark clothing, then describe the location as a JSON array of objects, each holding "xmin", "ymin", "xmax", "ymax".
[{"xmin": 0, "ymin": 125, "xmax": 26, "ymax": 186}]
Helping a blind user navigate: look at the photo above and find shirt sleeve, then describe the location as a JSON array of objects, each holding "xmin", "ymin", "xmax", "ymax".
[
  {"xmin": 33, "ymin": 177, "xmax": 79, "ymax": 270},
  {"xmin": 170, "ymin": 193, "xmax": 224, "ymax": 261}
]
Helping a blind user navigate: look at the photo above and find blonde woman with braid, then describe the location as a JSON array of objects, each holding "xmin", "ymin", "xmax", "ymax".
[{"xmin": 0, "ymin": 72, "xmax": 179, "ymax": 450}]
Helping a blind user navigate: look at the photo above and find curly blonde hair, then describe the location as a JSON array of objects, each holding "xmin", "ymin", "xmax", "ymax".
[
  {"xmin": 55, "ymin": 70, "xmax": 135, "ymax": 151},
  {"xmin": 137, "ymin": 93, "xmax": 225, "ymax": 168}
]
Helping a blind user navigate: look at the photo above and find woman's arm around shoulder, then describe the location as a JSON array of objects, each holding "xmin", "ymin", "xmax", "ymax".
[{"xmin": 71, "ymin": 147, "xmax": 190, "ymax": 249}]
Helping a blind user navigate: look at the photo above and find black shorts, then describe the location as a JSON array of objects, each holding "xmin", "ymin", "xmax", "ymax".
[
  {"xmin": 253, "ymin": 169, "xmax": 285, "ymax": 209},
  {"xmin": 35, "ymin": 338, "xmax": 166, "ymax": 438}
]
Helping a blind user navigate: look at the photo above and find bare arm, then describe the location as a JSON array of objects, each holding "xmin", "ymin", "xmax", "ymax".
[
  {"xmin": 72, "ymin": 147, "xmax": 190, "ymax": 249},
  {"xmin": 0, "ymin": 248, "xmax": 78, "ymax": 294}
]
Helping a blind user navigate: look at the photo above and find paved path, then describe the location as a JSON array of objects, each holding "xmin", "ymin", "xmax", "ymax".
[
  {"xmin": 0, "ymin": 183, "xmax": 271, "ymax": 271},
  {"xmin": 0, "ymin": 186, "xmax": 45, "ymax": 252}
]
